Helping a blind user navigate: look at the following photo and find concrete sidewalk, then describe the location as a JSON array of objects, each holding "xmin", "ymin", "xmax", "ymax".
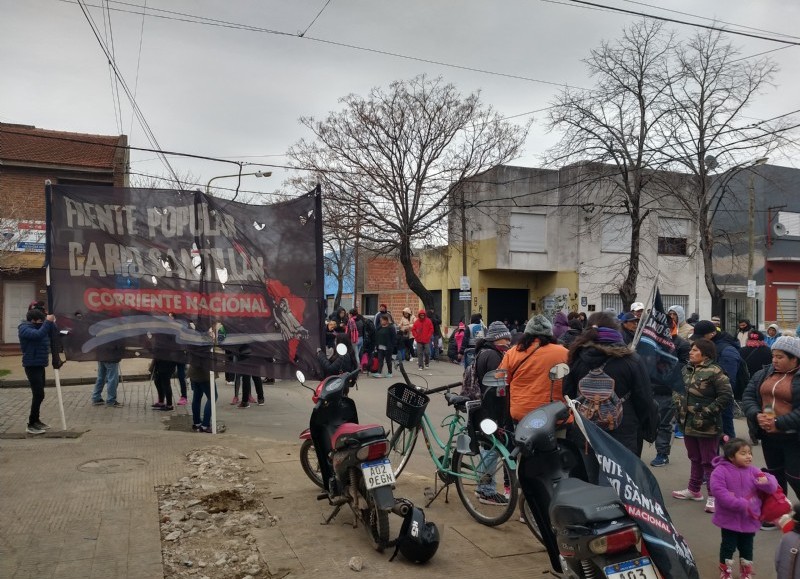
[{"xmin": 0, "ymin": 377, "xmax": 550, "ymax": 579}]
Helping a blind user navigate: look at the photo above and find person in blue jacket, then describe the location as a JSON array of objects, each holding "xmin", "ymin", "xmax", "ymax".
[{"xmin": 18, "ymin": 308, "xmax": 57, "ymax": 435}]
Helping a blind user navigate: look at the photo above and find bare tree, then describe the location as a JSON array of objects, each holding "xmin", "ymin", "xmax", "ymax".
[
  {"xmin": 544, "ymin": 20, "xmax": 675, "ymax": 310},
  {"xmin": 659, "ymin": 29, "xmax": 786, "ymax": 315},
  {"xmin": 288, "ymin": 75, "xmax": 530, "ymax": 311}
]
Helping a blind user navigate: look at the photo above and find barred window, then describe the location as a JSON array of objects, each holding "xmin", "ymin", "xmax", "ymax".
[
  {"xmin": 658, "ymin": 218, "xmax": 689, "ymax": 256},
  {"xmin": 661, "ymin": 294, "xmax": 689, "ymax": 314},
  {"xmin": 601, "ymin": 293, "xmax": 623, "ymax": 314}
]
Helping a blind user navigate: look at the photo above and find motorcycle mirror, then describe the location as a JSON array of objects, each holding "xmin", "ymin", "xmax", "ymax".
[
  {"xmin": 548, "ymin": 363, "xmax": 570, "ymax": 381},
  {"xmin": 482, "ymin": 368, "xmax": 507, "ymax": 388},
  {"xmin": 295, "ymin": 370, "xmax": 306, "ymax": 384},
  {"xmin": 479, "ymin": 418, "xmax": 498, "ymax": 435},
  {"xmin": 335, "ymin": 343, "xmax": 348, "ymax": 356}
]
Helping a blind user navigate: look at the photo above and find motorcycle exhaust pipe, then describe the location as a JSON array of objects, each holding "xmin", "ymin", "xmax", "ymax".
[{"xmin": 392, "ymin": 501, "xmax": 412, "ymax": 517}]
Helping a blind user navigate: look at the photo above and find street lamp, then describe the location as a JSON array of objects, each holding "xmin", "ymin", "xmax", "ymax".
[{"xmin": 205, "ymin": 170, "xmax": 272, "ymax": 194}]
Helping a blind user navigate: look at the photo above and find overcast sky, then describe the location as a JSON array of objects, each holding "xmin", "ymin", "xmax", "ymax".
[{"xmin": 3, "ymin": 0, "xmax": 798, "ymax": 199}]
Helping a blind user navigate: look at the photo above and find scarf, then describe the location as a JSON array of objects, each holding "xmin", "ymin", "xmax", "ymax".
[
  {"xmin": 746, "ymin": 338, "xmax": 766, "ymax": 348},
  {"xmin": 595, "ymin": 327, "xmax": 624, "ymax": 344}
]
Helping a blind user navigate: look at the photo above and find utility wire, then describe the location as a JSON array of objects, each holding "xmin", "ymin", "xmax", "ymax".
[
  {"xmin": 129, "ymin": 0, "xmax": 148, "ymax": 138},
  {"xmin": 299, "ymin": 0, "xmax": 333, "ymax": 37},
  {"xmin": 103, "ymin": 0, "xmax": 124, "ymax": 132}
]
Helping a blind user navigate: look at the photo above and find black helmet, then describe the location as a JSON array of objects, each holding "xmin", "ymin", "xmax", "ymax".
[{"xmin": 392, "ymin": 507, "xmax": 440, "ymax": 564}]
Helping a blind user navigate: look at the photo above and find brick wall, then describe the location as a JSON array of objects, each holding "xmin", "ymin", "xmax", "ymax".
[{"xmin": 363, "ymin": 256, "xmax": 421, "ymax": 316}]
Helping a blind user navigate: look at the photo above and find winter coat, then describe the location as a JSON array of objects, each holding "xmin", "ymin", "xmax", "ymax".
[
  {"xmin": 412, "ymin": 315, "xmax": 434, "ymax": 345},
  {"xmin": 472, "ymin": 340, "xmax": 511, "ymax": 427},
  {"xmin": 712, "ymin": 332, "xmax": 743, "ymax": 383},
  {"xmin": 741, "ymin": 345, "xmax": 773, "ymax": 379},
  {"xmin": 650, "ymin": 335, "xmax": 691, "ymax": 397},
  {"xmin": 563, "ymin": 342, "xmax": 654, "ymax": 455},
  {"xmin": 317, "ymin": 350, "xmax": 357, "ymax": 377},
  {"xmin": 764, "ymin": 324, "xmax": 781, "ymax": 347},
  {"xmin": 741, "ymin": 365, "xmax": 800, "ymax": 439},
  {"xmin": 374, "ymin": 323, "xmax": 396, "ymax": 352},
  {"xmin": 18, "ymin": 320, "xmax": 55, "ymax": 367},
  {"xmin": 447, "ymin": 326, "xmax": 466, "ymax": 361},
  {"xmin": 775, "ymin": 530, "xmax": 800, "ymax": 579},
  {"xmin": 397, "ymin": 314, "xmax": 415, "ymax": 338},
  {"xmin": 667, "ymin": 305, "xmax": 693, "ymax": 340},
  {"xmin": 709, "ymin": 455, "xmax": 778, "ymax": 533},
  {"xmin": 331, "ymin": 307, "xmax": 348, "ymax": 332},
  {"xmin": 552, "ymin": 311, "xmax": 569, "ymax": 340},
  {"xmin": 676, "ymin": 360, "xmax": 733, "ymax": 438},
  {"xmin": 559, "ymin": 328, "xmax": 582, "ymax": 348}
]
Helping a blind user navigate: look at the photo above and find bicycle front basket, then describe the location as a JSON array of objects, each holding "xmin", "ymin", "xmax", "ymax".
[{"xmin": 386, "ymin": 383, "xmax": 430, "ymax": 428}]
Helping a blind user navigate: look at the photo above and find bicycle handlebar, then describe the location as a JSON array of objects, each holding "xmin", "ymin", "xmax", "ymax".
[{"xmin": 425, "ymin": 382, "xmax": 462, "ymax": 395}]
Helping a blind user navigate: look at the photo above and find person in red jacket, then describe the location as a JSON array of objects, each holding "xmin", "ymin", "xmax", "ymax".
[{"xmin": 412, "ymin": 309, "xmax": 434, "ymax": 370}]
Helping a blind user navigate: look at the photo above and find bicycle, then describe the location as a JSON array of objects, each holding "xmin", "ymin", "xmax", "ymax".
[{"xmin": 385, "ymin": 361, "xmax": 518, "ymax": 527}]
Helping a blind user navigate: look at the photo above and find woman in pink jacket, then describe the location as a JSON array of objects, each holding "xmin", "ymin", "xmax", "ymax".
[{"xmin": 412, "ymin": 309, "xmax": 434, "ymax": 370}]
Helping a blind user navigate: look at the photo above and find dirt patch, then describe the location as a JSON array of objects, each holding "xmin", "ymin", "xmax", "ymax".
[{"xmin": 201, "ymin": 488, "xmax": 259, "ymax": 514}]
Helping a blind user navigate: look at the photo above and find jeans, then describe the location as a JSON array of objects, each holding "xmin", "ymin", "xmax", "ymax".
[
  {"xmin": 476, "ymin": 447, "xmax": 499, "ymax": 495},
  {"xmin": 92, "ymin": 361, "xmax": 120, "ymax": 405},
  {"xmin": 415, "ymin": 342, "xmax": 430, "ymax": 368},
  {"xmin": 25, "ymin": 366, "xmax": 45, "ymax": 426},
  {"xmin": 191, "ymin": 380, "xmax": 218, "ymax": 428},
  {"xmin": 684, "ymin": 435, "xmax": 719, "ymax": 493},
  {"xmin": 176, "ymin": 363, "xmax": 187, "ymax": 398},
  {"xmin": 653, "ymin": 393, "xmax": 675, "ymax": 456}
]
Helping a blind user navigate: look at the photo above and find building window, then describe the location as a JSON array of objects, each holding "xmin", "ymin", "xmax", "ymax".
[
  {"xmin": 601, "ymin": 293, "xmax": 623, "ymax": 314},
  {"xmin": 661, "ymin": 294, "xmax": 689, "ymax": 314},
  {"xmin": 658, "ymin": 218, "xmax": 689, "ymax": 256},
  {"xmin": 776, "ymin": 211, "xmax": 800, "ymax": 237},
  {"xmin": 777, "ymin": 288, "xmax": 798, "ymax": 327},
  {"xmin": 601, "ymin": 215, "xmax": 631, "ymax": 253},
  {"xmin": 509, "ymin": 213, "xmax": 546, "ymax": 253}
]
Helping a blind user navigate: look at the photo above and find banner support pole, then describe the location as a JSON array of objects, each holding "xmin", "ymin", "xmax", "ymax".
[
  {"xmin": 210, "ymin": 328, "xmax": 218, "ymax": 435},
  {"xmin": 44, "ymin": 180, "xmax": 67, "ymax": 431}
]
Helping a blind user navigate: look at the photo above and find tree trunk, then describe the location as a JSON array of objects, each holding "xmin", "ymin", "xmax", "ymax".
[
  {"xmin": 698, "ymin": 212, "xmax": 725, "ymax": 317},
  {"xmin": 399, "ymin": 239, "xmax": 434, "ymax": 312},
  {"xmin": 332, "ymin": 265, "xmax": 344, "ymax": 312},
  {"xmin": 619, "ymin": 217, "xmax": 642, "ymax": 313}
]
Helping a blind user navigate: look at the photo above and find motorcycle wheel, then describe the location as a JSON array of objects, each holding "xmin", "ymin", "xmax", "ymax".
[
  {"xmin": 358, "ymin": 473, "xmax": 390, "ymax": 552},
  {"xmin": 299, "ymin": 439, "xmax": 325, "ymax": 489},
  {"xmin": 452, "ymin": 433, "xmax": 518, "ymax": 526},
  {"xmin": 519, "ymin": 495, "xmax": 544, "ymax": 545}
]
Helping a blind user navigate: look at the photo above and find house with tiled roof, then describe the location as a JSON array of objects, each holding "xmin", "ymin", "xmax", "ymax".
[{"xmin": 0, "ymin": 122, "xmax": 128, "ymax": 350}]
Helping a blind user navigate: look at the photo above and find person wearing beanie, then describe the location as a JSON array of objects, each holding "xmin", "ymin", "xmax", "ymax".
[
  {"xmin": 498, "ymin": 314, "xmax": 568, "ymax": 423},
  {"xmin": 764, "ymin": 324, "xmax": 781, "ymax": 348},
  {"xmin": 775, "ymin": 504, "xmax": 800, "ymax": 578},
  {"xmin": 411, "ymin": 309, "xmax": 434, "ymax": 370},
  {"xmin": 466, "ymin": 320, "xmax": 513, "ymax": 505},
  {"xmin": 396, "ymin": 307, "xmax": 416, "ymax": 363},
  {"xmin": 741, "ymin": 331, "xmax": 772, "ymax": 380},
  {"xmin": 742, "ymin": 335, "xmax": 800, "ymax": 502},
  {"xmin": 562, "ymin": 311, "xmax": 655, "ymax": 457}
]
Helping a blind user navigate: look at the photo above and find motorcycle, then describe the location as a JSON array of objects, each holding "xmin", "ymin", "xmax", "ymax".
[
  {"xmin": 482, "ymin": 363, "xmax": 660, "ymax": 579},
  {"xmin": 296, "ymin": 345, "xmax": 439, "ymax": 561}
]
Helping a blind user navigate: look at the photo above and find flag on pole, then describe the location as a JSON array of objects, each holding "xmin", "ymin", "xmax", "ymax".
[{"xmin": 636, "ymin": 289, "xmax": 682, "ymax": 394}]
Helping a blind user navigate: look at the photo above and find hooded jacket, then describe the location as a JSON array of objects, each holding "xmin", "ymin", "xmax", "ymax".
[
  {"xmin": 448, "ymin": 324, "xmax": 466, "ymax": 361},
  {"xmin": 552, "ymin": 311, "xmax": 569, "ymax": 340},
  {"xmin": 562, "ymin": 341, "xmax": 654, "ymax": 455},
  {"xmin": 764, "ymin": 324, "xmax": 781, "ymax": 347},
  {"xmin": 677, "ymin": 360, "xmax": 733, "ymax": 437},
  {"xmin": 667, "ymin": 305, "xmax": 693, "ymax": 340},
  {"xmin": 712, "ymin": 332, "xmax": 743, "ymax": 383},
  {"xmin": 18, "ymin": 319, "xmax": 55, "ymax": 367},
  {"xmin": 411, "ymin": 310, "xmax": 434, "ymax": 344},
  {"xmin": 709, "ymin": 455, "xmax": 777, "ymax": 533}
]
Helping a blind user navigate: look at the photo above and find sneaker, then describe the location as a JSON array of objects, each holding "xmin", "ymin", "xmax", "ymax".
[
  {"xmin": 504, "ymin": 485, "xmax": 511, "ymax": 500},
  {"xmin": 248, "ymin": 396, "xmax": 257, "ymax": 404},
  {"xmin": 370, "ymin": 373, "xmax": 383, "ymax": 378},
  {"xmin": 264, "ymin": 378, "xmax": 275, "ymax": 384},
  {"xmin": 418, "ymin": 366, "xmax": 424, "ymax": 370},
  {"xmin": 26, "ymin": 425, "xmax": 45, "ymax": 435},
  {"xmin": 92, "ymin": 400, "xmax": 105, "ymax": 406},
  {"xmin": 477, "ymin": 491, "xmax": 509, "ymax": 506},
  {"xmin": 672, "ymin": 488, "xmax": 703, "ymax": 501},
  {"xmin": 158, "ymin": 405, "xmax": 174, "ymax": 411},
  {"xmin": 674, "ymin": 424, "xmax": 684, "ymax": 439},
  {"xmin": 385, "ymin": 373, "xmax": 393, "ymax": 378},
  {"xmin": 237, "ymin": 403, "xmax": 250, "ymax": 409},
  {"xmin": 704, "ymin": 497, "xmax": 715, "ymax": 513},
  {"xmin": 761, "ymin": 522, "xmax": 778, "ymax": 531},
  {"xmin": 225, "ymin": 381, "xmax": 234, "ymax": 385},
  {"xmin": 198, "ymin": 426, "xmax": 213, "ymax": 433},
  {"xmin": 650, "ymin": 454, "xmax": 669, "ymax": 467},
  {"xmin": 192, "ymin": 424, "xmax": 202, "ymax": 432},
  {"xmin": 33, "ymin": 421, "xmax": 51, "ymax": 430},
  {"xmin": 425, "ymin": 364, "xmax": 430, "ymax": 369},
  {"xmin": 257, "ymin": 399, "xmax": 265, "ymax": 406},
  {"xmin": 151, "ymin": 401, "xmax": 164, "ymax": 408},
  {"xmin": 107, "ymin": 401, "xmax": 123, "ymax": 408},
  {"xmin": 177, "ymin": 396, "xmax": 188, "ymax": 406},
  {"xmin": 230, "ymin": 396, "xmax": 240, "ymax": 405}
]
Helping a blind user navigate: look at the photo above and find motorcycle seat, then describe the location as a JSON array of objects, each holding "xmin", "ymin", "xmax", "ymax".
[
  {"xmin": 549, "ymin": 477, "xmax": 626, "ymax": 527},
  {"xmin": 331, "ymin": 423, "xmax": 386, "ymax": 449}
]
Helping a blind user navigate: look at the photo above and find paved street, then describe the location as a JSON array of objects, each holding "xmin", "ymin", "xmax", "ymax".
[{"xmin": 0, "ymin": 355, "xmax": 789, "ymax": 577}]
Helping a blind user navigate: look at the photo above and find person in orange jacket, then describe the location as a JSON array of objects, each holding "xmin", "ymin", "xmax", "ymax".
[{"xmin": 412, "ymin": 309, "xmax": 434, "ymax": 370}]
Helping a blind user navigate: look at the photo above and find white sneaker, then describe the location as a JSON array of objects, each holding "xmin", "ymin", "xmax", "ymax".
[
  {"xmin": 26, "ymin": 425, "xmax": 45, "ymax": 435},
  {"xmin": 705, "ymin": 497, "xmax": 715, "ymax": 513}
]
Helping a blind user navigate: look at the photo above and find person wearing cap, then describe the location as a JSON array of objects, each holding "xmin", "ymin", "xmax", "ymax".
[
  {"xmin": 764, "ymin": 324, "xmax": 781, "ymax": 348},
  {"xmin": 691, "ymin": 320, "xmax": 743, "ymax": 440},
  {"xmin": 467, "ymin": 320, "xmax": 513, "ymax": 505},
  {"xmin": 631, "ymin": 302, "xmax": 645, "ymax": 319},
  {"xmin": 562, "ymin": 311, "xmax": 655, "ymax": 457},
  {"xmin": 411, "ymin": 309, "xmax": 434, "ymax": 370},
  {"xmin": 396, "ymin": 307, "xmax": 416, "ymax": 363},
  {"xmin": 620, "ymin": 312, "xmax": 639, "ymax": 345},
  {"xmin": 498, "ymin": 314, "xmax": 569, "ymax": 423},
  {"xmin": 742, "ymin": 336, "xmax": 800, "ymax": 503}
]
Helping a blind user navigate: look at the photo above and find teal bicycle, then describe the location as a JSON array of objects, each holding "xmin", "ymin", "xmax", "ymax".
[{"xmin": 384, "ymin": 362, "xmax": 518, "ymax": 526}]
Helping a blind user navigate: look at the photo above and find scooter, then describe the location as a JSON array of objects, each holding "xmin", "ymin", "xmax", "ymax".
[
  {"xmin": 482, "ymin": 364, "xmax": 660, "ymax": 579},
  {"xmin": 295, "ymin": 345, "xmax": 413, "ymax": 554}
]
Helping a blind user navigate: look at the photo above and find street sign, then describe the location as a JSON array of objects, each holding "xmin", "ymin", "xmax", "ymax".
[
  {"xmin": 746, "ymin": 280, "xmax": 756, "ymax": 298},
  {"xmin": 459, "ymin": 291, "xmax": 471, "ymax": 301},
  {"xmin": 460, "ymin": 276, "xmax": 471, "ymax": 291}
]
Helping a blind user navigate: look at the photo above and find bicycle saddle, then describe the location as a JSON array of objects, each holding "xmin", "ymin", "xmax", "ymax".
[{"xmin": 444, "ymin": 392, "xmax": 472, "ymax": 409}]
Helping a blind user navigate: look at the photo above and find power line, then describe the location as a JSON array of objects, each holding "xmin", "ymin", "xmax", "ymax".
[
  {"xmin": 563, "ymin": 0, "xmax": 800, "ymax": 46},
  {"xmin": 299, "ymin": 0, "xmax": 333, "ymax": 37},
  {"xmin": 129, "ymin": 0, "xmax": 148, "ymax": 138}
]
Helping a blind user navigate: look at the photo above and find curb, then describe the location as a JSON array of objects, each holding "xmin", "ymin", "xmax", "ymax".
[{"xmin": 0, "ymin": 373, "xmax": 151, "ymax": 389}]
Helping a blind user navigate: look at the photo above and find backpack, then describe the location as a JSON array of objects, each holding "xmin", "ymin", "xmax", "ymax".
[
  {"xmin": 461, "ymin": 359, "xmax": 481, "ymax": 400},
  {"xmin": 364, "ymin": 317, "xmax": 376, "ymax": 341},
  {"xmin": 574, "ymin": 364, "xmax": 629, "ymax": 431},
  {"xmin": 468, "ymin": 323, "xmax": 485, "ymax": 346}
]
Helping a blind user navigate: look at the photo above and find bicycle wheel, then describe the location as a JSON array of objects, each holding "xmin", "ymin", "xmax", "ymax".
[
  {"xmin": 299, "ymin": 439, "xmax": 325, "ymax": 489},
  {"xmin": 452, "ymin": 433, "xmax": 517, "ymax": 526},
  {"xmin": 387, "ymin": 424, "xmax": 419, "ymax": 478}
]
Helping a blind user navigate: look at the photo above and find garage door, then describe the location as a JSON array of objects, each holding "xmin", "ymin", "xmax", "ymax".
[{"xmin": 3, "ymin": 281, "xmax": 36, "ymax": 343}]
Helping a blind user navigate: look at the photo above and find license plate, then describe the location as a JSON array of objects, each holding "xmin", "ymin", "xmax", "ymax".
[
  {"xmin": 604, "ymin": 557, "xmax": 658, "ymax": 579},
  {"xmin": 361, "ymin": 458, "xmax": 396, "ymax": 490}
]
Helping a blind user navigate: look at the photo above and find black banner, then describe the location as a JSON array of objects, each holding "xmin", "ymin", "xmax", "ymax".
[
  {"xmin": 45, "ymin": 185, "xmax": 324, "ymax": 379},
  {"xmin": 636, "ymin": 289, "xmax": 682, "ymax": 393},
  {"xmin": 573, "ymin": 410, "xmax": 699, "ymax": 579}
]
